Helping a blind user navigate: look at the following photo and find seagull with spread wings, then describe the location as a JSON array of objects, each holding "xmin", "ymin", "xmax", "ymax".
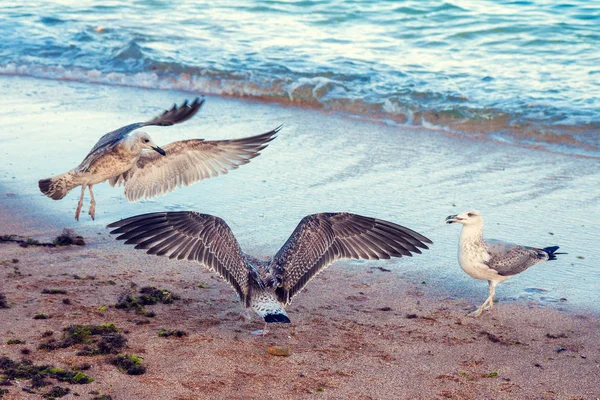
[
  {"xmin": 108, "ymin": 212, "xmax": 432, "ymax": 332},
  {"xmin": 446, "ymin": 210, "xmax": 563, "ymax": 317},
  {"xmin": 39, "ymin": 98, "xmax": 280, "ymax": 220}
]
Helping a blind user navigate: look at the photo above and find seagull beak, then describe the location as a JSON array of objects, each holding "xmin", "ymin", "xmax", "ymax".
[
  {"xmin": 152, "ymin": 146, "xmax": 166, "ymax": 156},
  {"xmin": 445, "ymin": 215, "xmax": 461, "ymax": 224}
]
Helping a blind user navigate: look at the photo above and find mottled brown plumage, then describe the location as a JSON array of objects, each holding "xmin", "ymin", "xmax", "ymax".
[{"xmin": 108, "ymin": 211, "xmax": 432, "ymax": 326}]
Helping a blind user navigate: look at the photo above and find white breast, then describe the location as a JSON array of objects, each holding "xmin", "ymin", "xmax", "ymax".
[{"xmin": 458, "ymin": 238, "xmax": 503, "ymax": 281}]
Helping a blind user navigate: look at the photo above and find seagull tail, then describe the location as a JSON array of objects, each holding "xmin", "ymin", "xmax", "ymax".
[
  {"xmin": 542, "ymin": 246, "xmax": 564, "ymax": 261},
  {"xmin": 38, "ymin": 171, "xmax": 77, "ymax": 200},
  {"xmin": 251, "ymin": 292, "xmax": 291, "ymax": 324}
]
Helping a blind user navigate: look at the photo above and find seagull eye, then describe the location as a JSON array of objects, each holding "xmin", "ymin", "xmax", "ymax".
[
  {"xmin": 143, "ymin": 139, "xmax": 150, "ymax": 143},
  {"xmin": 467, "ymin": 213, "xmax": 474, "ymax": 217}
]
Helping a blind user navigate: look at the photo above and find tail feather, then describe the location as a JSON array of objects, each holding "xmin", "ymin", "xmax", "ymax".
[
  {"xmin": 542, "ymin": 246, "xmax": 564, "ymax": 261},
  {"xmin": 264, "ymin": 313, "xmax": 291, "ymax": 324},
  {"xmin": 38, "ymin": 172, "xmax": 77, "ymax": 200},
  {"xmin": 252, "ymin": 291, "xmax": 291, "ymax": 324}
]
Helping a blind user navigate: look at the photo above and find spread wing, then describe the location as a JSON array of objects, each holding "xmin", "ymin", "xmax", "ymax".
[
  {"xmin": 110, "ymin": 126, "xmax": 280, "ymax": 202},
  {"xmin": 108, "ymin": 211, "xmax": 252, "ymax": 305},
  {"xmin": 485, "ymin": 239, "xmax": 548, "ymax": 276},
  {"xmin": 270, "ymin": 213, "xmax": 433, "ymax": 304},
  {"xmin": 78, "ymin": 98, "xmax": 204, "ymax": 171}
]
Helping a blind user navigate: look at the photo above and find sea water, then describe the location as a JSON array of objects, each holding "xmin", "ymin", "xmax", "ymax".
[{"xmin": 0, "ymin": 0, "xmax": 598, "ymax": 155}]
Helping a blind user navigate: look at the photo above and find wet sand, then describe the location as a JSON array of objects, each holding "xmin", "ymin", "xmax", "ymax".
[{"xmin": 0, "ymin": 76, "xmax": 599, "ymax": 399}]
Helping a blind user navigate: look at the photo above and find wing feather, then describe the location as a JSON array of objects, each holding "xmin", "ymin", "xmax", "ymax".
[
  {"xmin": 114, "ymin": 126, "xmax": 280, "ymax": 201},
  {"xmin": 79, "ymin": 98, "xmax": 203, "ymax": 172},
  {"xmin": 271, "ymin": 213, "xmax": 432, "ymax": 304},
  {"xmin": 485, "ymin": 239, "xmax": 547, "ymax": 276},
  {"xmin": 108, "ymin": 212, "xmax": 251, "ymax": 305}
]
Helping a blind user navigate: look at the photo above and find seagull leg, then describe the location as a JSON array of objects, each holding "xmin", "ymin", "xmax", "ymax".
[
  {"xmin": 488, "ymin": 281, "xmax": 498, "ymax": 311},
  {"xmin": 469, "ymin": 304, "xmax": 485, "ymax": 317},
  {"xmin": 74, "ymin": 185, "xmax": 86, "ymax": 221},
  {"xmin": 239, "ymin": 310, "xmax": 252, "ymax": 323},
  {"xmin": 485, "ymin": 281, "xmax": 498, "ymax": 311},
  {"xmin": 251, "ymin": 321, "xmax": 270, "ymax": 336},
  {"xmin": 88, "ymin": 185, "xmax": 96, "ymax": 220},
  {"xmin": 469, "ymin": 281, "xmax": 496, "ymax": 317}
]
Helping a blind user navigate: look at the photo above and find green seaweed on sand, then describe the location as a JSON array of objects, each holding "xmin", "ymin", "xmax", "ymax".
[
  {"xmin": 38, "ymin": 323, "xmax": 126, "ymax": 355},
  {"xmin": 110, "ymin": 354, "xmax": 146, "ymax": 375},
  {"xmin": 0, "ymin": 357, "xmax": 93, "ymax": 395},
  {"xmin": 6, "ymin": 339, "xmax": 25, "ymax": 345},
  {"xmin": 139, "ymin": 286, "xmax": 179, "ymax": 305},
  {"xmin": 115, "ymin": 286, "xmax": 179, "ymax": 317},
  {"xmin": 34, "ymin": 313, "xmax": 49, "ymax": 320}
]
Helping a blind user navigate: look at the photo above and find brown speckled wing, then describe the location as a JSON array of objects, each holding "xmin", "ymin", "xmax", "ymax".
[
  {"xmin": 113, "ymin": 126, "xmax": 280, "ymax": 201},
  {"xmin": 485, "ymin": 239, "xmax": 547, "ymax": 276},
  {"xmin": 142, "ymin": 97, "xmax": 204, "ymax": 127},
  {"xmin": 108, "ymin": 211, "xmax": 251, "ymax": 305},
  {"xmin": 271, "ymin": 213, "xmax": 432, "ymax": 304},
  {"xmin": 79, "ymin": 98, "xmax": 203, "ymax": 172}
]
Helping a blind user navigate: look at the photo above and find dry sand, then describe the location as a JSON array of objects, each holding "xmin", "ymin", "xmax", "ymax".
[
  {"xmin": 0, "ymin": 227, "xmax": 598, "ymax": 400},
  {"xmin": 0, "ymin": 76, "xmax": 599, "ymax": 399}
]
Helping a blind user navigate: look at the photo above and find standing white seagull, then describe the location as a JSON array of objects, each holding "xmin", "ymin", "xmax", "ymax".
[
  {"xmin": 446, "ymin": 210, "xmax": 562, "ymax": 317},
  {"xmin": 108, "ymin": 211, "xmax": 432, "ymax": 332},
  {"xmin": 38, "ymin": 98, "xmax": 280, "ymax": 220}
]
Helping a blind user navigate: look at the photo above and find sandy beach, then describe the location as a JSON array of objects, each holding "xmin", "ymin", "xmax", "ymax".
[{"xmin": 1, "ymin": 76, "xmax": 599, "ymax": 399}]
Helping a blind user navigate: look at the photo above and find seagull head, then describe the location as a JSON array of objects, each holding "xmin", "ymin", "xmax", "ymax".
[
  {"xmin": 136, "ymin": 132, "xmax": 166, "ymax": 156},
  {"xmin": 445, "ymin": 210, "xmax": 482, "ymax": 226}
]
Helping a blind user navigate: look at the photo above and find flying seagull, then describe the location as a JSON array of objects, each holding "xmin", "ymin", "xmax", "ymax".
[
  {"xmin": 446, "ymin": 210, "xmax": 562, "ymax": 317},
  {"xmin": 108, "ymin": 211, "xmax": 432, "ymax": 332},
  {"xmin": 38, "ymin": 98, "xmax": 280, "ymax": 220}
]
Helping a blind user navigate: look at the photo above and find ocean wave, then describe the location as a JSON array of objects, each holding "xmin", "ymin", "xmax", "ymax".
[{"xmin": 0, "ymin": 62, "xmax": 597, "ymax": 156}]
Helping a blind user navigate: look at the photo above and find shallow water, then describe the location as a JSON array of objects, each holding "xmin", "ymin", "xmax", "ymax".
[
  {"xmin": 0, "ymin": 76, "xmax": 598, "ymax": 312},
  {"xmin": 0, "ymin": 1, "xmax": 598, "ymax": 155}
]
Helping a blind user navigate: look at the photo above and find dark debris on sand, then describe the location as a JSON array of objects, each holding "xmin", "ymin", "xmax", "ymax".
[
  {"xmin": 116, "ymin": 286, "xmax": 179, "ymax": 317},
  {"xmin": 38, "ymin": 323, "xmax": 126, "ymax": 355},
  {"xmin": 109, "ymin": 354, "xmax": 146, "ymax": 375},
  {"xmin": 53, "ymin": 229, "xmax": 85, "ymax": 247},
  {"xmin": 43, "ymin": 386, "xmax": 70, "ymax": 399},
  {"xmin": 0, "ymin": 228, "xmax": 85, "ymax": 248},
  {"xmin": 0, "ymin": 356, "xmax": 93, "ymax": 398},
  {"xmin": 0, "ymin": 235, "xmax": 54, "ymax": 248},
  {"xmin": 158, "ymin": 328, "xmax": 187, "ymax": 338},
  {"xmin": 0, "ymin": 293, "xmax": 8, "ymax": 309},
  {"xmin": 41, "ymin": 288, "xmax": 68, "ymax": 295}
]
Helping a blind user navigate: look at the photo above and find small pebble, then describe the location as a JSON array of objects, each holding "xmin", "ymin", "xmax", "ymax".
[{"xmin": 268, "ymin": 346, "xmax": 291, "ymax": 357}]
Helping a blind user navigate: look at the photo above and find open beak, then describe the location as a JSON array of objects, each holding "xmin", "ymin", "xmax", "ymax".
[
  {"xmin": 445, "ymin": 214, "xmax": 462, "ymax": 224},
  {"xmin": 152, "ymin": 146, "xmax": 166, "ymax": 156}
]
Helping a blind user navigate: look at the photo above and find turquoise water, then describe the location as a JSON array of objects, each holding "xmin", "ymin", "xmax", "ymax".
[{"xmin": 0, "ymin": 1, "xmax": 598, "ymax": 154}]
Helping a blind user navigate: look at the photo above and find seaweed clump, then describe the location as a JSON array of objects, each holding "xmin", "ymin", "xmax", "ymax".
[
  {"xmin": 0, "ymin": 293, "xmax": 8, "ymax": 309},
  {"xmin": 158, "ymin": 328, "xmax": 187, "ymax": 338},
  {"xmin": 92, "ymin": 395, "xmax": 113, "ymax": 400},
  {"xmin": 0, "ymin": 356, "xmax": 93, "ymax": 398},
  {"xmin": 41, "ymin": 289, "xmax": 68, "ymax": 295},
  {"xmin": 109, "ymin": 354, "xmax": 146, "ymax": 375},
  {"xmin": 115, "ymin": 286, "xmax": 179, "ymax": 317},
  {"xmin": 43, "ymin": 386, "xmax": 70, "ymax": 399},
  {"xmin": 38, "ymin": 323, "xmax": 126, "ymax": 356},
  {"xmin": 54, "ymin": 229, "xmax": 85, "ymax": 247}
]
